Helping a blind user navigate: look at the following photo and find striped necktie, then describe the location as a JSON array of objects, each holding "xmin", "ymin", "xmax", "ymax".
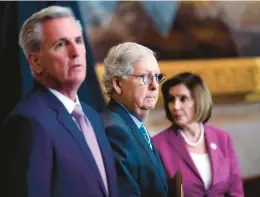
[{"xmin": 140, "ymin": 123, "xmax": 153, "ymax": 150}]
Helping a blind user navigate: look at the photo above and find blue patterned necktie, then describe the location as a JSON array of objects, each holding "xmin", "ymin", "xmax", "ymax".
[{"xmin": 140, "ymin": 124, "xmax": 153, "ymax": 150}]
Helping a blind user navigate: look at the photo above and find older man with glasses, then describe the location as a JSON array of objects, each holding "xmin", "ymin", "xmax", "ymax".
[{"xmin": 101, "ymin": 42, "xmax": 168, "ymax": 197}]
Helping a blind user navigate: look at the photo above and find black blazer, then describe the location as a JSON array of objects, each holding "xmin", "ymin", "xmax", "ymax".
[{"xmin": 101, "ymin": 98, "xmax": 168, "ymax": 197}]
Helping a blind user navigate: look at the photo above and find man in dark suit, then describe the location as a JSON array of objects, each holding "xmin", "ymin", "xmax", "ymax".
[
  {"xmin": 0, "ymin": 6, "xmax": 118, "ymax": 197},
  {"xmin": 101, "ymin": 42, "xmax": 168, "ymax": 197}
]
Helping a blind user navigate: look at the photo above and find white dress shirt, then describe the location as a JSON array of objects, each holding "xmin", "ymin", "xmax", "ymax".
[
  {"xmin": 190, "ymin": 152, "xmax": 212, "ymax": 190},
  {"xmin": 48, "ymin": 88, "xmax": 81, "ymax": 128}
]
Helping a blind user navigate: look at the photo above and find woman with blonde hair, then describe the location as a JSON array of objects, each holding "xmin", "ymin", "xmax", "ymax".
[{"xmin": 153, "ymin": 72, "xmax": 244, "ymax": 197}]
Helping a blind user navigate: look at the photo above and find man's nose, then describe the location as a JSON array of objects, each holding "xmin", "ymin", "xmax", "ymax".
[
  {"xmin": 149, "ymin": 76, "xmax": 159, "ymax": 91},
  {"xmin": 69, "ymin": 43, "xmax": 80, "ymax": 58}
]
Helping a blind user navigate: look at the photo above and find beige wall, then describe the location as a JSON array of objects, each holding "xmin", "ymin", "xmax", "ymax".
[
  {"xmin": 96, "ymin": 58, "xmax": 260, "ymax": 178},
  {"xmin": 145, "ymin": 103, "xmax": 260, "ymax": 178}
]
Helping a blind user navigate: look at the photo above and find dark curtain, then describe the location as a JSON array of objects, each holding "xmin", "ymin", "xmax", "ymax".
[
  {"xmin": 0, "ymin": 2, "xmax": 21, "ymax": 126},
  {"xmin": 0, "ymin": 1, "xmax": 105, "ymax": 125}
]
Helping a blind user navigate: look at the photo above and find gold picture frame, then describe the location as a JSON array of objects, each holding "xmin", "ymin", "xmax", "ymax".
[{"xmin": 95, "ymin": 57, "xmax": 260, "ymax": 108}]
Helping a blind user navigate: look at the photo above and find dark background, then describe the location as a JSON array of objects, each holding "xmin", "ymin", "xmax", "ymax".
[{"xmin": 0, "ymin": 1, "xmax": 105, "ymax": 126}]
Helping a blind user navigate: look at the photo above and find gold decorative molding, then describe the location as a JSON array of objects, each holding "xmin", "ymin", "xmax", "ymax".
[{"xmin": 95, "ymin": 57, "xmax": 260, "ymax": 107}]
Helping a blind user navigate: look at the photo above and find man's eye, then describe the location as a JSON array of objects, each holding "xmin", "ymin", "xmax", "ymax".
[
  {"xmin": 140, "ymin": 74, "xmax": 147, "ymax": 80},
  {"xmin": 55, "ymin": 41, "xmax": 66, "ymax": 48},
  {"xmin": 76, "ymin": 37, "xmax": 83, "ymax": 44},
  {"xmin": 157, "ymin": 74, "xmax": 164, "ymax": 81}
]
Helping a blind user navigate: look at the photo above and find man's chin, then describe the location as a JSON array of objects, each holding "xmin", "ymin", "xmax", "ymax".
[
  {"xmin": 63, "ymin": 78, "xmax": 85, "ymax": 90},
  {"xmin": 70, "ymin": 75, "xmax": 85, "ymax": 84},
  {"xmin": 144, "ymin": 103, "xmax": 156, "ymax": 110}
]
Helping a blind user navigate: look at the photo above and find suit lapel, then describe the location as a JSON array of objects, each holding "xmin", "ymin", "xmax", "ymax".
[
  {"xmin": 82, "ymin": 104, "xmax": 109, "ymax": 196},
  {"xmin": 56, "ymin": 109, "xmax": 103, "ymax": 170},
  {"xmin": 151, "ymin": 140, "xmax": 169, "ymax": 190},
  {"xmin": 58, "ymin": 110, "xmax": 107, "ymax": 196},
  {"xmin": 167, "ymin": 128, "xmax": 202, "ymax": 181},
  {"xmin": 33, "ymin": 83, "xmax": 107, "ymax": 196},
  {"xmin": 204, "ymin": 125, "xmax": 224, "ymax": 186},
  {"xmin": 132, "ymin": 122, "xmax": 168, "ymax": 188},
  {"xmin": 107, "ymin": 99, "xmax": 168, "ymax": 191},
  {"xmin": 168, "ymin": 125, "xmax": 225, "ymax": 188}
]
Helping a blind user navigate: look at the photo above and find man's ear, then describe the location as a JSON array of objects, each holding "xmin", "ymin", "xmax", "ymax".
[
  {"xmin": 112, "ymin": 76, "xmax": 123, "ymax": 94},
  {"xmin": 27, "ymin": 52, "xmax": 42, "ymax": 75}
]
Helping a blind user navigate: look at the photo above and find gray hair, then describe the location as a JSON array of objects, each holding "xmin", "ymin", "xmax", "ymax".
[
  {"xmin": 19, "ymin": 5, "xmax": 82, "ymax": 57},
  {"xmin": 102, "ymin": 42, "xmax": 156, "ymax": 96}
]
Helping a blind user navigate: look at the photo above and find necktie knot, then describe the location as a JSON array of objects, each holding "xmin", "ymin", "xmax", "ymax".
[
  {"xmin": 72, "ymin": 104, "xmax": 84, "ymax": 120},
  {"xmin": 140, "ymin": 124, "xmax": 146, "ymax": 133}
]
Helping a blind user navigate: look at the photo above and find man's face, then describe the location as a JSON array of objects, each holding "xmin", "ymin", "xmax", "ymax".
[
  {"xmin": 119, "ymin": 55, "xmax": 160, "ymax": 119},
  {"xmin": 30, "ymin": 17, "xmax": 86, "ymax": 90}
]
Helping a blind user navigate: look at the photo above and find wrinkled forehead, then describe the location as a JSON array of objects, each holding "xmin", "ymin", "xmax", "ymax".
[
  {"xmin": 41, "ymin": 17, "xmax": 82, "ymax": 45},
  {"xmin": 132, "ymin": 55, "xmax": 160, "ymax": 73}
]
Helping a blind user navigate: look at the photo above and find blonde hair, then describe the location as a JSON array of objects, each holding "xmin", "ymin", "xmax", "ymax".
[{"xmin": 161, "ymin": 72, "xmax": 212, "ymax": 123}]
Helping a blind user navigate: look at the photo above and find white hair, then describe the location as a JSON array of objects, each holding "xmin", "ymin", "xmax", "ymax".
[
  {"xmin": 19, "ymin": 5, "xmax": 82, "ymax": 57},
  {"xmin": 102, "ymin": 42, "xmax": 156, "ymax": 96}
]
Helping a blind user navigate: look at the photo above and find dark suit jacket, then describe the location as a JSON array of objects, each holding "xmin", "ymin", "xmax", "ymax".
[
  {"xmin": 0, "ymin": 83, "xmax": 118, "ymax": 197},
  {"xmin": 153, "ymin": 124, "xmax": 244, "ymax": 197},
  {"xmin": 101, "ymin": 98, "xmax": 168, "ymax": 197}
]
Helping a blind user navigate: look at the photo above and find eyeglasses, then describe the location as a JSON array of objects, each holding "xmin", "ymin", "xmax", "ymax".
[{"xmin": 129, "ymin": 73, "xmax": 166, "ymax": 85}]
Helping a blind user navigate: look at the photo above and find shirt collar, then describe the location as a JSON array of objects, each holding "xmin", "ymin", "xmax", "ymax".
[
  {"xmin": 116, "ymin": 101, "xmax": 143, "ymax": 129},
  {"xmin": 129, "ymin": 113, "xmax": 143, "ymax": 129},
  {"xmin": 48, "ymin": 88, "xmax": 81, "ymax": 114}
]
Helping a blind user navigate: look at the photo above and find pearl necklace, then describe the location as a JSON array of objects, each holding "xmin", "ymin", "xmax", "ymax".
[{"xmin": 180, "ymin": 123, "xmax": 204, "ymax": 147}]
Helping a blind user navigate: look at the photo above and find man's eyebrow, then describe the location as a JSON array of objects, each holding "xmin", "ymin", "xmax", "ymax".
[
  {"xmin": 75, "ymin": 35, "xmax": 84, "ymax": 42},
  {"xmin": 76, "ymin": 35, "xmax": 83, "ymax": 39},
  {"xmin": 51, "ymin": 37, "xmax": 67, "ymax": 48}
]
